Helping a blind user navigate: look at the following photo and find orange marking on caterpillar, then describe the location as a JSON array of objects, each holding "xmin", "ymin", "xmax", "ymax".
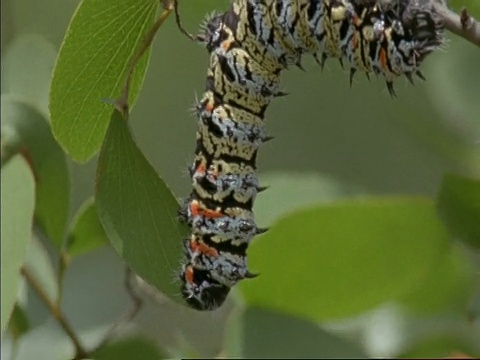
[
  {"xmin": 380, "ymin": 48, "xmax": 387, "ymax": 69},
  {"xmin": 221, "ymin": 38, "xmax": 234, "ymax": 51},
  {"xmin": 190, "ymin": 238, "xmax": 219, "ymax": 257},
  {"xmin": 352, "ymin": 14, "xmax": 361, "ymax": 26},
  {"xmin": 189, "ymin": 200, "xmax": 201, "ymax": 216},
  {"xmin": 205, "ymin": 101, "xmax": 214, "ymax": 112},
  {"xmin": 190, "ymin": 200, "xmax": 224, "ymax": 218},
  {"xmin": 196, "ymin": 163, "xmax": 206, "ymax": 175},
  {"xmin": 185, "ymin": 266, "xmax": 195, "ymax": 284},
  {"xmin": 202, "ymin": 208, "xmax": 224, "ymax": 218}
]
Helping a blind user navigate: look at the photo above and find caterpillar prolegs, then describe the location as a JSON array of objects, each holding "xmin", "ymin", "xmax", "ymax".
[{"xmin": 178, "ymin": 0, "xmax": 443, "ymax": 310}]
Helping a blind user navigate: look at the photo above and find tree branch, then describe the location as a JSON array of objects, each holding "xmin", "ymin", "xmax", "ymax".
[
  {"xmin": 434, "ymin": 2, "xmax": 480, "ymax": 47},
  {"xmin": 21, "ymin": 266, "xmax": 88, "ymax": 359},
  {"xmin": 93, "ymin": 267, "xmax": 144, "ymax": 351}
]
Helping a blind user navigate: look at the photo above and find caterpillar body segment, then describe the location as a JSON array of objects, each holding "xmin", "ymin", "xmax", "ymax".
[
  {"xmin": 179, "ymin": 0, "xmax": 443, "ymax": 310},
  {"xmin": 191, "ymin": 154, "xmax": 260, "ymax": 204}
]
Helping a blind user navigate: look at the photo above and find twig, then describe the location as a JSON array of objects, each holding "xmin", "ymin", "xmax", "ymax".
[
  {"xmin": 21, "ymin": 266, "xmax": 88, "ymax": 359},
  {"xmin": 122, "ymin": 267, "xmax": 144, "ymax": 318},
  {"xmin": 56, "ymin": 250, "xmax": 70, "ymax": 304},
  {"xmin": 435, "ymin": 2, "xmax": 480, "ymax": 47},
  {"xmin": 93, "ymin": 267, "xmax": 144, "ymax": 351},
  {"xmin": 115, "ymin": 0, "xmax": 175, "ymax": 113},
  {"xmin": 173, "ymin": 0, "xmax": 199, "ymax": 42}
]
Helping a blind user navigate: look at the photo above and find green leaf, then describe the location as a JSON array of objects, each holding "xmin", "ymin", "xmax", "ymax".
[
  {"xmin": 222, "ymin": 307, "xmax": 245, "ymax": 357},
  {"xmin": 255, "ymin": 172, "xmax": 361, "ymax": 227},
  {"xmin": 239, "ymin": 197, "xmax": 449, "ymax": 321},
  {"xmin": 238, "ymin": 307, "xmax": 367, "ymax": 358},
  {"xmin": 92, "ymin": 338, "xmax": 165, "ymax": 360},
  {"xmin": 1, "ymin": 34, "xmax": 57, "ymax": 116},
  {"xmin": 66, "ymin": 197, "xmax": 108, "ymax": 257},
  {"xmin": 400, "ymin": 336, "xmax": 478, "ymax": 359},
  {"xmin": 50, "ymin": 0, "xmax": 158, "ymax": 162},
  {"xmin": 400, "ymin": 245, "xmax": 474, "ymax": 314},
  {"xmin": 96, "ymin": 109, "xmax": 188, "ymax": 305},
  {"xmin": 436, "ymin": 173, "xmax": 480, "ymax": 249},
  {"xmin": 1, "ymin": 97, "xmax": 70, "ymax": 248},
  {"xmin": 1, "ymin": 155, "xmax": 35, "ymax": 336},
  {"xmin": 8, "ymin": 304, "xmax": 30, "ymax": 341},
  {"xmin": 12, "ymin": 319, "xmax": 75, "ymax": 360}
]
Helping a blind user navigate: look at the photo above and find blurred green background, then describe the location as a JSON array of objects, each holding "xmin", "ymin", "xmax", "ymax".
[{"xmin": 2, "ymin": 0, "xmax": 480, "ymax": 358}]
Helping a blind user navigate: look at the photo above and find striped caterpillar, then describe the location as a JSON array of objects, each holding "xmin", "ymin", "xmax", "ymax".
[{"xmin": 178, "ymin": 0, "xmax": 443, "ymax": 310}]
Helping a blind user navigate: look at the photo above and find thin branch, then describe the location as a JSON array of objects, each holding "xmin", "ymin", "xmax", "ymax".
[
  {"xmin": 93, "ymin": 267, "xmax": 144, "ymax": 351},
  {"xmin": 56, "ymin": 250, "xmax": 70, "ymax": 304},
  {"xmin": 115, "ymin": 0, "xmax": 175, "ymax": 113},
  {"xmin": 435, "ymin": 2, "xmax": 480, "ymax": 47},
  {"xmin": 134, "ymin": 276, "xmax": 170, "ymax": 305},
  {"xmin": 173, "ymin": 0, "xmax": 199, "ymax": 42},
  {"xmin": 21, "ymin": 266, "xmax": 88, "ymax": 359},
  {"xmin": 122, "ymin": 267, "xmax": 144, "ymax": 320}
]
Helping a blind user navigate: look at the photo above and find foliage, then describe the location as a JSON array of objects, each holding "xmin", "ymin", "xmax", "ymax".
[
  {"xmin": 1, "ymin": 0, "xmax": 480, "ymax": 358},
  {"xmin": 49, "ymin": 0, "xmax": 157, "ymax": 162}
]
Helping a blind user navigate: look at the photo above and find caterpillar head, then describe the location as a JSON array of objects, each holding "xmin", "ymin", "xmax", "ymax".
[
  {"xmin": 197, "ymin": 13, "xmax": 224, "ymax": 52},
  {"xmin": 364, "ymin": 0, "xmax": 443, "ymax": 84},
  {"xmin": 180, "ymin": 264, "xmax": 230, "ymax": 311},
  {"xmin": 398, "ymin": 0, "xmax": 444, "ymax": 60}
]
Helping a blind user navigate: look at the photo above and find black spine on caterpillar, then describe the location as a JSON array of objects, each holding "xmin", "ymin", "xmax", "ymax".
[{"xmin": 179, "ymin": 0, "xmax": 443, "ymax": 311}]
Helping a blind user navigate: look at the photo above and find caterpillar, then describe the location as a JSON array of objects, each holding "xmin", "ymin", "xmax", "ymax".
[{"xmin": 178, "ymin": 0, "xmax": 443, "ymax": 311}]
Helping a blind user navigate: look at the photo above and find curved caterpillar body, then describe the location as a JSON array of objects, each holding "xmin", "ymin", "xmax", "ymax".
[{"xmin": 179, "ymin": 0, "xmax": 443, "ymax": 310}]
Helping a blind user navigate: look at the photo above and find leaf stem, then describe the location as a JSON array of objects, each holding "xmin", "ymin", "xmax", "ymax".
[
  {"xmin": 56, "ymin": 249, "xmax": 70, "ymax": 304},
  {"xmin": 116, "ymin": 1, "xmax": 174, "ymax": 113},
  {"xmin": 173, "ymin": 0, "xmax": 199, "ymax": 42},
  {"xmin": 21, "ymin": 266, "xmax": 88, "ymax": 359},
  {"xmin": 92, "ymin": 267, "xmax": 144, "ymax": 351},
  {"xmin": 434, "ymin": 1, "xmax": 480, "ymax": 47}
]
